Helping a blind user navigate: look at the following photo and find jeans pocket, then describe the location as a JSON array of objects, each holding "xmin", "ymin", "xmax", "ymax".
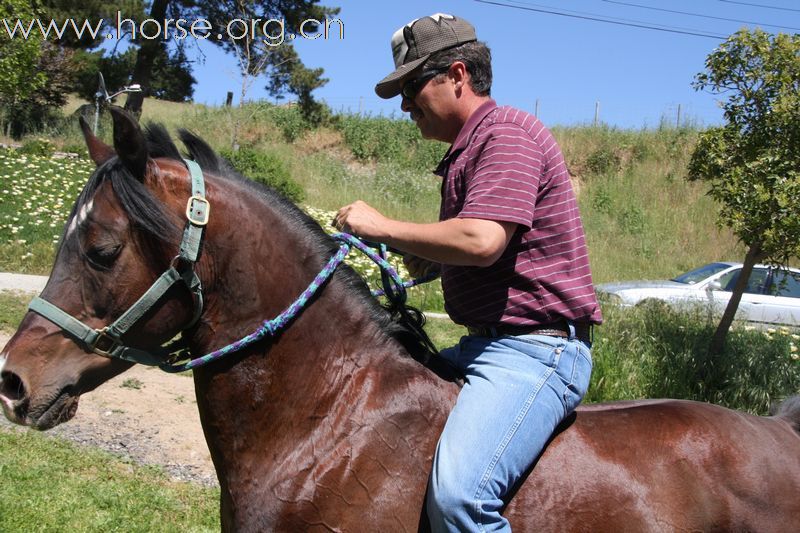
[
  {"xmin": 503, "ymin": 335, "xmax": 567, "ymax": 368},
  {"xmin": 562, "ymin": 347, "xmax": 593, "ymax": 413}
]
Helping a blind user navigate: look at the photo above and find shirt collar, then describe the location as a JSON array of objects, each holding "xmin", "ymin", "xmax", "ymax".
[{"xmin": 435, "ymin": 99, "xmax": 497, "ymax": 176}]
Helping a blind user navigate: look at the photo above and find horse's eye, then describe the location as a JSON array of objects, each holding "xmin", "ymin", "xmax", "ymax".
[{"xmin": 86, "ymin": 244, "xmax": 122, "ymax": 270}]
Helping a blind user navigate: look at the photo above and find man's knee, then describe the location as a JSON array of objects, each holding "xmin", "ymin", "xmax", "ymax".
[{"xmin": 427, "ymin": 467, "xmax": 473, "ymax": 525}]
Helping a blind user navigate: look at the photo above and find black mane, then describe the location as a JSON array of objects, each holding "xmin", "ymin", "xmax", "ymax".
[{"xmin": 67, "ymin": 123, "xmax": 442, "ymax": 369}]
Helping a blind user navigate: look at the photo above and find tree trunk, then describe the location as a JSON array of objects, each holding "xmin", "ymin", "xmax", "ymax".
[
  {"xmin": 708, "ymin": 243, "xmax": 763, "ymax": 356},
  {"xmin": 124, "ymin": 0, "xmax": 170, "ymax": 116}
]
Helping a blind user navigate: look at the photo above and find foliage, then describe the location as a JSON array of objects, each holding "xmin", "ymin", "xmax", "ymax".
[
  {"xmin": 270, "ymin": 104, "xmax": 315, "ymax": 143},
  {"xmin": 335, "ymin": 114, "xmax": 446, "ymax": 173},
  {"xmin": 264, "ymin": 44, "xmax": 333, "ymax": 126},
  {"xmin": 688, "ymin": 29, "xmax": 800, "ymax": 354},
  {"xmin": 0, "ymin": 0, "xmax": 46, "ymax": 107},
  {"xmin": 125, "ymin": 0, "xmax": 340, "ymax": 115},
  {"xmin": 18, "ymin": 138, "xmax": 56, "ymax": 157},
  {"xmin": 219, "ymin": 146, "xmax": 305, "ymax": 203},
  {"xmin": 0, "ymin": 3, "xmax": 75, "ymax": 137},
  {"xmin": 587, "ymin": 302, "xmax": 799, "ymax": 414},
  {"xmin": 73, "ymin": 47, "xmax": 196, "ymax": 104},
  {"xmin": 38, "ymin": 0, "xmax": 139, "ymax": 49},
  {"xmin": 0, "ymin": 429, "xmax": 219, "ymax": 531},
  {"xmin": 586, "ymin": 147, "xmax": 621, "ymax": 175}
]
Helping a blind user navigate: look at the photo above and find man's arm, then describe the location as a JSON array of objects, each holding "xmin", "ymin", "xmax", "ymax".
[{"xmin": 334, "ymin": 200, "xmax": 516, "ymax": 268}]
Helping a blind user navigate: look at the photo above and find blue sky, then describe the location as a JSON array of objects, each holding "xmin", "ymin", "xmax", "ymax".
[{"xmin": 189, "ymin": 0, "xmax": 800, "ymax": 128}]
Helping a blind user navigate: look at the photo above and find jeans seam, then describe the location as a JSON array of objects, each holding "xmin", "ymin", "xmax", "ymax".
[{"xmin": 471, "ymin": 363, "xmax": 556, "ymax": 528}]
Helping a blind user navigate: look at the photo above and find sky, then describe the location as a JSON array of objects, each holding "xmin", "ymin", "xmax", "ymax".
[{"xmin": 188, "ymin": 0, "xmax": 800, "ymax": 128}]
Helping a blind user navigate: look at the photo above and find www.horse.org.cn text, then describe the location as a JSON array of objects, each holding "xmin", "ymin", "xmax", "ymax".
[{"xmin": 2, "ymin": 12, "xmax": 345, "ymax": 47}]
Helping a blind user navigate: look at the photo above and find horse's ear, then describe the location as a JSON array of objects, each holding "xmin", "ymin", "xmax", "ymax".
[
  {"xmin": 108, "ymin": 106, "xmax": 149, "ymax": 180},
  {"xmin": 78, "ymin": 116, "xmax": 116, "ymax": 166}
]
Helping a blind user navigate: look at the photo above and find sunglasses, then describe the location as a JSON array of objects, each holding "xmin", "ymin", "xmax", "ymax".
[{"xmin": 401, "ymin": 67, "xmax": 449, "ymax": 99}]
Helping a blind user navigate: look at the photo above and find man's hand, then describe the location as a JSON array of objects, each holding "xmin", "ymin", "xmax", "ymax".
[
  {"xmin": 403, "ymin": 254, "xmax": 441, "ymax": 279},
  {"xmin": 333, "ymin": 200, "xmax": 390, "ymax": 241}
]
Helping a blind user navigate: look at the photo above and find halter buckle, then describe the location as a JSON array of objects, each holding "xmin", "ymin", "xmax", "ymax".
[
  {"xmin": 90, "ymin": 327, "xmax": 119, "ymax": 358},
  {"xmin": 186, "ymin": 195, "xmax": 210, "ymax": 226}
]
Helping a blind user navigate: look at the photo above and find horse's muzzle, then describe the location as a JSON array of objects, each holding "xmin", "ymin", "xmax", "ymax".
[{"xmin": 0, "ymin": 369, "xmax": 79, "ymax": 430}]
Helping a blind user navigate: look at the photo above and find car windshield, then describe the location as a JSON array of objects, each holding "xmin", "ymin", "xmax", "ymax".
[{"xmin": 672, "ymin": 263, "xmax": 732, "ymax": 285}]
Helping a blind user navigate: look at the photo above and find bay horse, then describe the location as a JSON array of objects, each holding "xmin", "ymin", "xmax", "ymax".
[{"xmin": 1, "ymin": 107, "xmax": 799, "ymax": 531}]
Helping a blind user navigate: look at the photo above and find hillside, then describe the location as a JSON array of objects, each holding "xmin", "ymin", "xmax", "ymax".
[{"xmin": 4, "ymin": 96, "xmax": 746, "ymax": 283}]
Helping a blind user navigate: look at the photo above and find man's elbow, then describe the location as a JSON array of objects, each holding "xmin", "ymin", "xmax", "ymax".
[{"xmin": 469, "ymin": 238, "xmax": 506, "ymax": 267}]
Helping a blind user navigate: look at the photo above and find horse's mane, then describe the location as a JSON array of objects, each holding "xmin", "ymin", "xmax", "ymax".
[{"xmin": 66, "ymin": 123, "xmax": 442, "ymax": 369}]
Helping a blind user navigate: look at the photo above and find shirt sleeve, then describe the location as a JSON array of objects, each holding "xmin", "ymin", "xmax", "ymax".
[{"xmin": 456, "ymin": 124, "xmax": 542, "ymax": 229}]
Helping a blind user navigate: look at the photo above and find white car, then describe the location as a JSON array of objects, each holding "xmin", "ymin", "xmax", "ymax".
[{"xmin": 596, "ymin": 262, "xmax": 800, "ymax": 328}]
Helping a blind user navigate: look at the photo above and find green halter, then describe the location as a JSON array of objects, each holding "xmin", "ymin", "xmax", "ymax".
[{"xmin": 28, "ymin": 159, "xmax": 209, "ymax": 366}]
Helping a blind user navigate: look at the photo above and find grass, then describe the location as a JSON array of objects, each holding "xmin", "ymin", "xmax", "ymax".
[
  {"xmin": 587, "ymin": 301, "xmax": 800, "ymax": 414},
  {"xmin": 0, "ymin": 291, "xmax": 31, "ymax": 332},
  {"xmin": 0, "ymin": 428, "xmax": 219, "ymax": 532}
]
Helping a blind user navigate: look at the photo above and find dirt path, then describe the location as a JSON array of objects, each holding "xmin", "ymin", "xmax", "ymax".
[{"xmin": 0, "ymin": 332, "xmax": 217, "ymax": 486}]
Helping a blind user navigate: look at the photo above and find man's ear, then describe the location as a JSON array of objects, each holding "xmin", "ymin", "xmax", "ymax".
[{"xmin": 449, "ymin": 61, "xmax": 469, "ymax": 91}]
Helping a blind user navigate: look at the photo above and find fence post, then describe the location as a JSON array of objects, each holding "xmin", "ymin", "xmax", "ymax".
[
  {"xmin": 676, "ymin": 103, "xmax": 682, "ymax": 128},
  {"xmin": 534, "ymin": 98, "xmax": 539, "ymax": 117},
  {"xmin": 594, "ymin": 101, "xmax": 600, "ymax": 127}
]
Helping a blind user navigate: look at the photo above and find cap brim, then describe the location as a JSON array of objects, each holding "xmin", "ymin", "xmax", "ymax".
[{"xmin": 374, "ymin": 55, "xmax": 429, "ymax": 99}]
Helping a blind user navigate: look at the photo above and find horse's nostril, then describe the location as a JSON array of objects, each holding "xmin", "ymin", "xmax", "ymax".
[{"xmin": 0, "ymin": 371, "xmax": 26, "ymax": 402}]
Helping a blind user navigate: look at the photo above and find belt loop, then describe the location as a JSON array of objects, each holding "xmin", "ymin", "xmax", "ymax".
[
  {"xmin": 567, "ymin": 321, "xmax": 576, "ymax": 341},
  {"xmin": 489, "ymin": 326, "xmax": 499, "ymax": 337}
]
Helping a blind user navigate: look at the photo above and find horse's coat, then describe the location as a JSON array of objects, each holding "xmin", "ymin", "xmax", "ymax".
[{"xmin": 1, "ymin": 108, "xmax": 798, "ymax": 532}]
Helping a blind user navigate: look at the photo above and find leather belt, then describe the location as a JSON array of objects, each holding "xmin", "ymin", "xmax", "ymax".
[{"xmin": 467, "ymin": 321, "xmax": 593, "ymax": 343}]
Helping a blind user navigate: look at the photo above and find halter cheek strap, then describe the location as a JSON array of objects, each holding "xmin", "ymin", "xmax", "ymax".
[{"xmin": 28, "ymin": 159, "xmax": 208, "ymax": 366}]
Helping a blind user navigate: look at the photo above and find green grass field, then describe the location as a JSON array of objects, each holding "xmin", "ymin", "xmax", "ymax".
[{"xmin": 0, "ymin": 428, "xmax": 219, "ymax": 532}]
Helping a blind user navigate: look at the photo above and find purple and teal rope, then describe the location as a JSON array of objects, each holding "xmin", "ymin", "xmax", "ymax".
[{"xmin": 159, "ymin": 232, "xmax": 435, "ymax": 373}]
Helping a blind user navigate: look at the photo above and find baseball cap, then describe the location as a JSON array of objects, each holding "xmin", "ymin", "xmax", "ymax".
[{"xmin": 374, "ymin": 13, "xmax": 477, "ymax": 99}]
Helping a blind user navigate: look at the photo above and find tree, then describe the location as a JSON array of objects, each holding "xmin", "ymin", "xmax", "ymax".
[
  {"xmin": 124, "ymin": 0, "xmax": 339, "ymax": 116},
  {"xmin": 0, "ymin": 0, "xmax": 47, "ymax": 108},
  {"xmin": 688, "ymin": 29, "xmax": 800, "ymax": 356},
  {"xmin": 73, "ymin": 47, "xmax": 196, "ymax": 103}
]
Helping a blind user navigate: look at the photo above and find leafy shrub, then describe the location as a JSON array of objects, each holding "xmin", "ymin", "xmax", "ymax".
[
  {"xmin": 220, "ymin": 146, "xmax": 305, "ymax": 204},
  {"xmin": 586, "ymin": 147, "xmax": 621, "ymax": 175},
  {"xmin": 591, "ymin": 187, "xmax": 613, "ymax": 214},
  {"xmin": 61, "ymin": 143, "xmax": 89, "ymax": 158},
  {"xmin": 269, "ymin": 105, "xmax": 312, "ymax": 143},
  {"xmin": 588, "ymin": 302, "xmax": 800, "ymax": 414},
  {"xmin": 618, "ymin": 205, "xmax": 646, "ymax": 235},
  {"xmin": 18, "ymin": 138, "xmax": 56, "ymax": 157},
  {"xmin": 335, "ymin": 114, "xmax": 445, "ymax": 174}
]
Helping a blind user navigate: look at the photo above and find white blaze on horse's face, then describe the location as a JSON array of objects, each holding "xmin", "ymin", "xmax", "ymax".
[
  {"xmin": 0, "ymin": 353, "xmax": 6, "ymax": 374},
  {"xmin": 65, "ymin": 198, "xmax": 94, "ymax": 239}
]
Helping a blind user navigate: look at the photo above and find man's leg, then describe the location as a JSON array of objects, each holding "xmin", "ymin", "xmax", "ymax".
[{"xmin": 427, "ymin": 333, "xmax": 592, "ymax": 532}]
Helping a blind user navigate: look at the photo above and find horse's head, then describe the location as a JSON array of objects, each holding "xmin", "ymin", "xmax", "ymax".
[{"xmin": 0, "ymin": 107, "xmax": 200, "ymax": 430}]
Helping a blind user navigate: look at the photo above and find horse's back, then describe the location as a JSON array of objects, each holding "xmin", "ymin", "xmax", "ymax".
[{"xmin": 504, "ymin": 399, "xmax": 800, "ymax": 532}]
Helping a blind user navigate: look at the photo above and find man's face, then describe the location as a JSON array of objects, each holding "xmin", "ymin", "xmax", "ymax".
[{"xmin": 400, "ymin": 69, "xmax": 459, "ymax": 143}]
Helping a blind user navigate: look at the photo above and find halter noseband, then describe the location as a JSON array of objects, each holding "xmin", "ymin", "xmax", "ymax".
[{"xmin": 28, "ymin": 159, "xmax": 209, "ymax": 366}]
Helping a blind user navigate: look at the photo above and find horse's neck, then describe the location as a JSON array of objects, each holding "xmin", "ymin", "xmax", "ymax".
[
  {"xmin": 191, "ymin": 274, "xmax": 449, "ymax": 525},
  {"xmin": 188, "ymin": 181, "xmax": 452, "ymax": 509}
]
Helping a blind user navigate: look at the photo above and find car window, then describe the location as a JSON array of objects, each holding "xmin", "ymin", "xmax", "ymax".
[
  {"xmin": 768, "ymin": 270, "xmax": 800, "ymax": 298},
  {"xmin": 673, "ymin": 263, "xmax": 732, "ymax": 284},
  {"xmin": 720, "ymin": 268, "xmax": 770, "ymax": 294}
]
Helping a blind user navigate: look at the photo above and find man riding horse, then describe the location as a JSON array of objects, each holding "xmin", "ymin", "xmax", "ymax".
[{"xmin": 336, "ymin": 13, "xmax": 601, "ymax": 531}]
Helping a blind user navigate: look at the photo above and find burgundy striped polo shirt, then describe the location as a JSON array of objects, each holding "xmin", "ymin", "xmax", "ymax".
[{"xmin": 435, "ymin": 100, "xmax": 602, "ymax": 328}]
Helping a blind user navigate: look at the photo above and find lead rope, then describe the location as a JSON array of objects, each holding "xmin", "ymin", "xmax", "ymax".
[{"xmin": 160, "ymin": 232, "xmax": 439, "ymax": 373}]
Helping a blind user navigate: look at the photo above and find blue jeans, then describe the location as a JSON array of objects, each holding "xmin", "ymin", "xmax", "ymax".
[{"xmin": 427, "ymin": 327, "xmax": 593, "ymax": 532}]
